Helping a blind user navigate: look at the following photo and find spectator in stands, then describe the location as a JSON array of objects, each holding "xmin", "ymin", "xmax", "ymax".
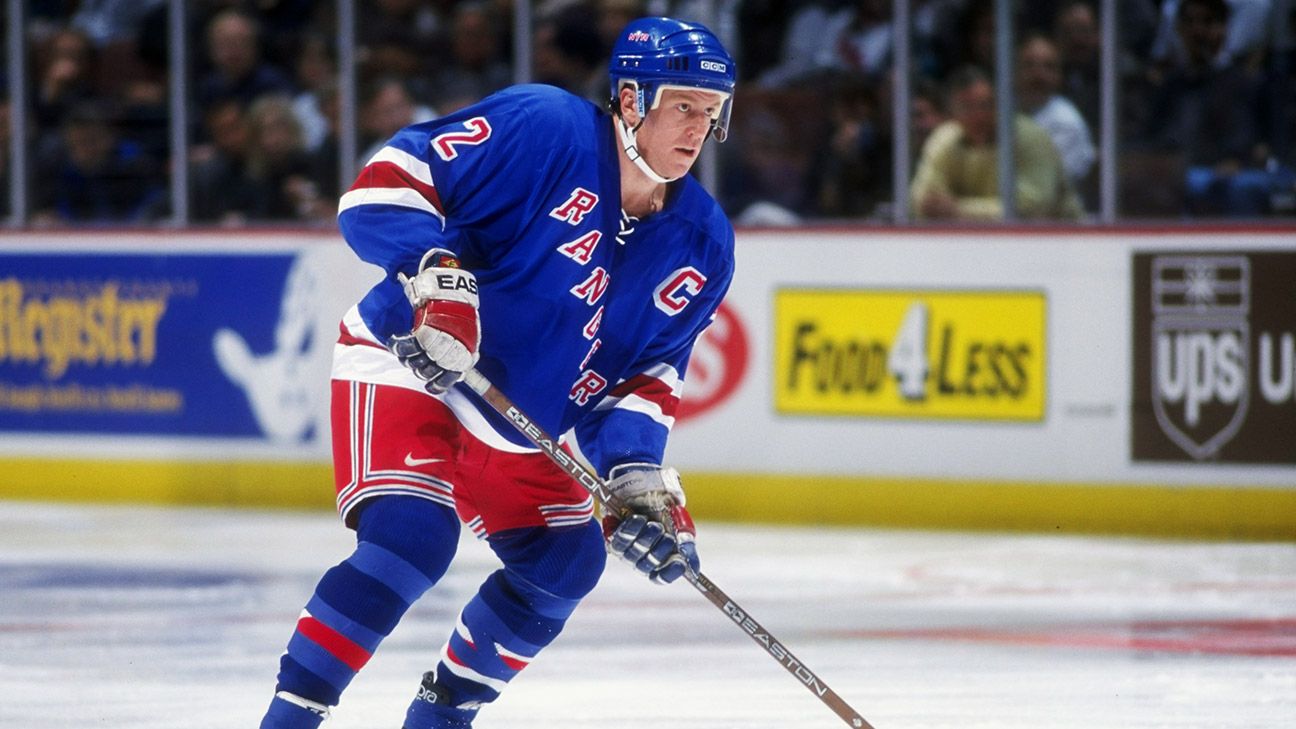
[
  {"xmin": 533, "ymin": 9, "xmax": 607, "ymax": 103},
  {"xmin": 940, "ymin": 0, "xmax": 997, "ymax": 75},
  {"xmin": 1151, "ymin": 0, "xmax": 1274, "ymax": 70},
  {"xmin": 1117, "ymin": 0, "xmax": 1165, "ymax": 61},
  {"xmin": 1267, "ymin": 0, "xmax": 1296, "ymax": 169},
  {"xmin": 755, "ymin": 2, "xmax": 843, "ymax": 87},
  {"xmin": 833, "ymin": 0, "xmax": 896, "ymax": 82},
  {"xmin": 304, "ymin": 83, "xmax": 342, "ymax": 204},
  {"xmin": 290, "ymin": 32, "xmax": 338, "ymax": 153},
  {"xmin": 357, "ymin": 0, "xmax": 447, "ymax": 87},
  {"xmin": 1015, "ymin": 32, "xmax": 1096, "ymax": 191},
  {"xmin": 69, "ymin": 0, "xmax": 165, "ymax": 47},
  {"xmin": 108, "ymin": 5, "xmax": 170, "ymax": 171},
  {"xmin": 719, "ymin": 100, "xmax": 810, "ymax": 225},
  {"xmin": 1053, "ymin": 0, "xmax": 1164, "ymax": 135},
  {"xmin": 910, "ymin": 76, "xmax": 948, "ymax": 165},
  {"xmin": 595, "ymin": 0, "xmax": 646, "ymax": 57},
  {"xmin": 757, "ymin": 0, "xmax": 893, "ymax": 87},
  {"xmin": 1052, "ymin": 1, "xmax": 1102, "ymax": 132},
  {"xmin": 0, "ymin": 95, "xmax": 10, "ymax": 219},
  {"xmin": 243, "ymin": 0, "xmax": 326, "ymax": 71},
  {"xmin": 808, "ymin": 74, "xmax": 892, "ymax": 218},
  {"xmin": 735, "ymin": 0, "xmax": 799, "ymax": 81},
  {"xmin": 33, "ymin": 27, "xmax": 98, "ymax": 133},
  {"xmin": 911, "ymin": 0, "xmax": 964, "ymax": 80},
  {"xmin": 1140, "ymin": 0, "xmax": 1278, "ymax": 215},
  {"xmin": 36, "ymin": 0, "xmax": 168, "ymax": 168},
  {"xmin": 910, "ymin": 66, "xmax": 1082, "ymax": 221},
  {"xmin": 237, "ymin": 94, "xmax": 329, "ymax": 223},
  {"xmin": 430, "ymin": 1, "xmax": 512, "ymax": 113},
  {"xmin": 196, "ymin": 8, "xmax": 296, "ymax": 112},
  {"xmin": 32, "ymin": 101, "xmax": 166, "ymax": 225},
  {"xmin": 191, "ymin": 98, "xmax": 259, "ymax": 225},
  {"xmin": 357, "ymin": 76, "xmax": 437, "ymax": 165}
]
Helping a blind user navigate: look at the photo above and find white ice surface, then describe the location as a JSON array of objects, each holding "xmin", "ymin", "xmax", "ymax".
[{"xmin": 1, "ymin": 501, "xmax": 1293, "ymax": 728}]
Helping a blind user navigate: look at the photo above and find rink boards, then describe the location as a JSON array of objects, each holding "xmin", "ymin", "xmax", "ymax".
[{"xmin": 1, "ymin": 228, "xmax": 1294, "ymax": 539}]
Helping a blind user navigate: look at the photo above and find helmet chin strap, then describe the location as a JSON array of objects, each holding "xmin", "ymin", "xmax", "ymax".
[{"xmin": 615, "ymin": 114, "xmax": 679, "ymax": 184}]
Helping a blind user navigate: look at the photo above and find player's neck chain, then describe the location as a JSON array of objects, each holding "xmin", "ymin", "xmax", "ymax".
[
  {"xmin": 623, "ymin": 186, "xmax": 664, "ymax": 219},
  {"xmin": 649, "ymin": 188, "xmax": 663, "ymax": 214}
]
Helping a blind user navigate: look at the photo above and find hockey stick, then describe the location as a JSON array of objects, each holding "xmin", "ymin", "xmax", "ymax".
[{"xmin": 461, "ymin": 368, "xmax": 874, "ymax": 729}]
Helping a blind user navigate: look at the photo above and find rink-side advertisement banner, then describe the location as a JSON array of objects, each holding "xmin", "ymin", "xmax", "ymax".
[
  {"xmin": 0, "ymin": 252, "xmax": 328, "ymax": 442},
  {"xmin": 774, "ymin": 288, "xmax": 1046, "ymax": 420},
  {"xmin": 1132, "ymin": 251, "xmax": 1296, "ymax": 464}
]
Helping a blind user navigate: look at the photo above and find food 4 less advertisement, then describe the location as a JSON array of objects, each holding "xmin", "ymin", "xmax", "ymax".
[{"xmin": 774, "ymin": 288, "xmax": 1047, "ymax": 420}]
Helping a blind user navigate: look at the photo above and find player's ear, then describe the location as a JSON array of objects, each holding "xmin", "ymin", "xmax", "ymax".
[{"xmin": 618, "ymin": 86, "xmax": 641, "ymax": 126}]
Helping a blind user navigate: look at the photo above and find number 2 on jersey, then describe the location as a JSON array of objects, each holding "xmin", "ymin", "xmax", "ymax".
[{"xmin": 433, "ymin": 117, "xmax": 492, "ymax": 161}]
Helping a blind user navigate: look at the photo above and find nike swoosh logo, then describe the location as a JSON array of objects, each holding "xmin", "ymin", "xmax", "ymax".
[{"xmin": 404, "ymin": 453, "xmax": 446, "ymax": 467}]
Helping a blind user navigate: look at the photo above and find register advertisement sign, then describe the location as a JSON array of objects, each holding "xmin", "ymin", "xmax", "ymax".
[
  {"xmin": 1132, "ymin": 251, "xmax": 1296, "ymax": 464},
  {"xmin": 0, "ymin": 252, "xmax": 328, "ymax": 442}
]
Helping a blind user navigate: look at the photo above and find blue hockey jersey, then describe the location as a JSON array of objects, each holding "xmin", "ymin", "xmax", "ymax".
[{"xmin": 334, "ymin": 84, "xmax": 734, "ymax": 478}]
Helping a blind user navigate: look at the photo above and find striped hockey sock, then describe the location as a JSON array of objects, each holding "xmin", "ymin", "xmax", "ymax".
[
  {"xmin": 404, "ymin": 568, "xmax": 582, "ymax": 728},
  {"xmin": 262, "ymin": 492, "xmax": 463, "ymax": 729},
  {"xmin": 262, "ymin": 540, "xmax": 437, "ymax": 728}
]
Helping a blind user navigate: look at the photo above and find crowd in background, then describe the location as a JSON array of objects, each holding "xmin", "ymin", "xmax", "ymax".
[{"xmin": 2, "ymin": 0, "xmax": 1294, "ymax": 227}]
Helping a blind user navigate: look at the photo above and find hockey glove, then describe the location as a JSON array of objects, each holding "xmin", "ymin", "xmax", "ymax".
[
  {"xmin": 392, "ymin": 249, "xmax": 480, "ymax": 394},
  {"xmin": 602, "ymin": 464, "xmax": 699, "ymax": 585}
]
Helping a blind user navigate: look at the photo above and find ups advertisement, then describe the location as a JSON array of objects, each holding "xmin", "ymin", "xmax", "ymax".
[
  {"xmin": 774, "ymin": 289, "xmax": 1047, "ymax": 420},
  {"xmin": 1132, "ymin": 252, "xmax": 1296, "ymax": 464}
]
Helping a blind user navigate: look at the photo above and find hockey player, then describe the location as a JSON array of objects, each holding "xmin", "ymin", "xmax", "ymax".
[{"xmin": 259, "ymin": 17, "xmax": 737, "ymax": 729}]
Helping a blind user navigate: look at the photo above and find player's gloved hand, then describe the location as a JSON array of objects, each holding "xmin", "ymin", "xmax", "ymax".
[
  {"xmin": 602, "ymin": 463, "xmax": 699, "ymax": 584},
  {"xmin": 391, "ymin": 249, "xmax": 480, "ymax": 394}
]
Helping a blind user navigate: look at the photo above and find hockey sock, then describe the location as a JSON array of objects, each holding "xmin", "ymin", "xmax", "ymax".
[
  {"xmin": 262, "ymin": 497, "xmax": 459, "ymax": 729},
  {"xmin": 405, "ymin": 522, "xmax": 605, "ymax": 729}
]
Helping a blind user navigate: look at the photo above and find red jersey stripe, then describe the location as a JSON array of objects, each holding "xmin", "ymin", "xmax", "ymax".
[
  {"xmin": 337, "ymin": 324, "xmax": 391, "ymax": 349},
  {"xmin": 609, "ymin": 374, "xmax": 681, "ymax": 417},
  {"xmin": 351, "ymin": 161, "xmax": 445, "ymax": 214}
]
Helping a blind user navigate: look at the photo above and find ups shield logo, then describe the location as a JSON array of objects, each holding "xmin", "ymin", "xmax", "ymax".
[
  {"xmin": 1133, "ymin": 252, "xmax": 1296, "ymax": 465},
  {"xmin": 1148, "ymin": 256, "xmax": 1250, "ymax": 459}
]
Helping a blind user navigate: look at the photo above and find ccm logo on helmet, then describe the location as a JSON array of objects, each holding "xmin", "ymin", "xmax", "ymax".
[
  {"xmin": 700, "ymin": 60, "xmax": 727, "ymax": 73},
  {"xmin": 627, "ymin": 30, "xmax": 651, "ymax": 42},
  {"xmin": 654, "ymin": 267, "xmax": 707, "ymax": 315}
]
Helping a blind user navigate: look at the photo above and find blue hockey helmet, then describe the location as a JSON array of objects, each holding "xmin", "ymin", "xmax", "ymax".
[{"xmin": 608, "ymin": 17, "xmax": 737, "ymax": 142}]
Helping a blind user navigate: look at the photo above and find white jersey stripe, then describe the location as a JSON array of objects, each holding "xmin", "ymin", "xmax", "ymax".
[
  {"xmin": 594, "ymin": 392, "xmax": 676, "ymax": 429},
  {"xmin": 364, "ymin": 146, "xmax": 436, "ymax": 186},
  {"xmin": 331, "ymin": 344, "xmax": 540, "ymax": 454},
  {"xmin": 338, "ymin": 487, "xmax": 455, "ymax": 524},
  {"xmin": 636, "ymin": 362, "xmax": 683, "ymax": 392},
  {"xmin": 539, "ymin": 497, "xmax": 593, "ymax": 514},
  {"xmin": 338, "ymin": 187, "xmax": 446, "ymax": 223},
  {"xmin": 591, "ymin": 363, "xmax": 683, "ymax": 426},
  {"xmin": 341, "ymin": 306, "xmax": 381, "ymax": 345}
]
